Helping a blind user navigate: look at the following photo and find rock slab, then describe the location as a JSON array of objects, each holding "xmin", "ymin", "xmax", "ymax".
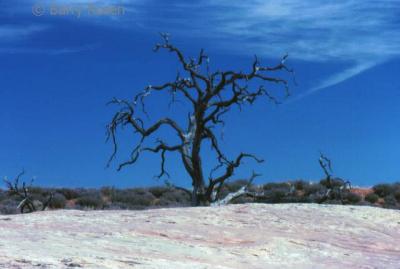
[{"xmin": 0, "ymin": 203, "xmax": 399, "ymax": 268}]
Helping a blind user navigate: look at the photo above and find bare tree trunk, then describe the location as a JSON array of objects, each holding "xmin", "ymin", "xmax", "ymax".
[{"xmin": 192, "ymin": 180, "xmax": 206, "ymax": 206}]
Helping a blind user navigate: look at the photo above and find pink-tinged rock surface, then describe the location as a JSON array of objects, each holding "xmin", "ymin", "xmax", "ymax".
[{"xmin": 0, "ymin": 204, "xmax": 399, "ymax": 269}]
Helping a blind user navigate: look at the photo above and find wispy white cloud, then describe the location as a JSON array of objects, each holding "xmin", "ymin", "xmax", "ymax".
[
  {"xmin": 288, "ymin": 60, "xmax": 379, "ymax": 102},
  {"xmin": 307, "ymin": 61, "xmax": 378, "ymax": 93},
  {"xmin": 195, "ymin": 0, "xmax": 400, "ymax": 62},
  {"xmin": 0, "ymin": 16, "xmax": 99, "ymax": 54},
  {"xmin": 0, "ymin": 24, "xmax": 48, "ymax": 41},
  {"xmin": 0, "ymin": 24, "xmax": 97, "ymax": 55},
  {"xmin": 10, "ymin": 0, "xmax": 400, "ymax": 62},
  {"xmin": 146, "ymin": 0, "xmax": 400, "ymax": 98},
  {"xmin": 4, "ymin": 0, "xmax": 400, "ymax": 97},
  {"xmin": 0, "ymin": 43, "xmax": 98, "ymax": 55}
]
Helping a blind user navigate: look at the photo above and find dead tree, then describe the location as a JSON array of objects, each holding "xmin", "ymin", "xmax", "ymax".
[
  {"xmin": 107, "ymin": 33, "xmax": 294, "ymax": 206},
  {"xmin": 3, "ymin": 170, "xmax": 53, "ymax": 213},
  {"xmin": 318, "ymin": 152, "xmax": 352, "ymax": 204}
]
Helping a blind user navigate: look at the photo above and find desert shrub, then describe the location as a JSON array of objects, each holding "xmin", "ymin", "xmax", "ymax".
[
  {"xmin": 395, "ymin": 191, "xmax": 400, "ymax": 202},
  {"xmin": 0, "ymin": 199, "xmax": 19, "ymax": 215},
  {"xmin": 283, "ymin": 194, "xmax": 312, "ymax": 203},
  {"xmin": 100, "ymin": 186, "xmax": 117, "ymax": 203},
  {"xmin": 50, "ymin": 193, "xmax": 67, "ymax": 209},
  {"xmin": 148, "ymin": 186, "xmax": 169, "ymax": 198},
  {"xmin": 303, "ymin": 183, "xmax": 325, "ymax": 196},
  {"xmin": 299, "ymin": 195, "xmax": 314, "ymax": 203},
  {"xmin": 383, "ymin": 195, "xmax": 398, "ymax": 209},
  {"xmin": 112, "ymin": 189, "xmax": 155, "ymax": 207},
  {"xmin": 341, "ymin": 192, "xmax": 361, "ymax": 204},
  {"xmin": 157, "ymin": 189, "xmax": 191, "ymax": 206},
  {"xmin": 133, "ymin": 188, "xmax": 149, "ymax": 195},
  {"xmin": 307, "ymin": 193, "xmax": 327, "ymax": 203},
  {"xmin": 373, "ymin": 184, "xmax": 393, "ymax": 197},
  {"xmin": 100, "ymin": 186, "xmax": 116, "ymax": 197},
  {"xmin": 57, "ymin": 188, "xmax": 82, "ymax": 200},
  {"xmin": 28, "ymin": 186, "xmax": 52, "ymax": 195},
  {"xmin": 256, "ymin": 188, "xmax": 288, "ymax": 203},
  {"xmin": 0, "ymin": 190, "xmax": 7, "ymax": 202},
  {"xmin": 29, "ymin": 189, "xmax": 51, "ymax": 202},
  {"xmin": 268, "ymin": 189, "xmax": 287, "ymax": 203},
  {"xmin": 103, "ymin": 202, "xmax": 129, "ymax": 210},
  {"xmin": 292, "ymin": 180, "xmax": 309, "ymax": 191},
  {"xmin": 76, "ymin": 194, "xmax": 104, "ymax": 209},
  {"xmin": 365, "ymin": 193, "xmax": 379, "ymax": 204},
  {"xmin": 262, "ymin": 182, "xmax": 290, "ymax": 191},
  {"xmin": 319, "ymin": 178, "xmax": 348, "ymax": 189}
]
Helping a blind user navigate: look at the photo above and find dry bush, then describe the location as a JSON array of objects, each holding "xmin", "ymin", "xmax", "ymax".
[
  {"xmin": 0, "ymin": 189, "xmax": 7, "ymax": 202},
  {"xmin": 373, "ymin": 183, "xmax": 400, "ymax": 196},
  {"xmin": 292, "ymin": 180, "xmax": 309, "ymax": 191},
  {"xmin": 371, "ymin": 183, "xmax": 400, "ymax": 209},
  {"xmin": 395, "ymin": 191, "xmax": 400, "ymax": 203},
  {"xmin": 303, "ymin": 183, "xmax": 325, "ymax": 196},
  {"xmin": 100, "ymin": 186, "xmax": 116, "ymax": 198},
  {"xmin": 57, "ymin": 188, "xmax": 82, "ymax": 200},
  {"xmin": 50, "ymin": 193, "xmax": 67, "ymax": 209},
  {"xmin": 262, "ymin": 182, "xmax": 291, "ymax": 191},
  {"xmin": 383, "ymin": 195, "xmax": 398, "ymax": 209},
  {"xmin": 76, "ymin": 194, "xmax": 104, "ymax": 209},
  {"xmin": 156, "ymin": 189, "xmax": 191, "ymax": 206},
  {"xmin": 365, "ymin": 193, "xmax": 379, "ymax": 204},
  {"xmin": 0, "ymin": 199, "xmax": 19, "ymax": 215},
  {"xmin": 319, "ymin": 178, "xmax": 349, "ymax": 189},
  {"xmin": 148, "ymin": 186, "xmax": 169, "ymax": 198},
  {"xmin": 341, "ymin": 192, "xmax": 362, "ymax": 205},
  {"xmin": 112, "ymin": 189, "xmax": 155, "ymax": 207}
]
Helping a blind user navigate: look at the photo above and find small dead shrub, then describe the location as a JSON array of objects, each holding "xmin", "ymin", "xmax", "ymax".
[
  {"xmin": 57, "ymin": 188, "xmax": 81, "ymax": 200},
  {"xmin": 112, "ymin": 189, "xmax": 155, "ymax": 207},
  {"xmin": 365, "ymin": 193, "xmax": 379, "ymax": 204},
  {"xmin": 100, "ymin": 186, "xmax": 116, "ymax": 197},
  {"xmin": 341, "ymin": 192, "xmax": 361, "ymax": 204},
  {"xmin": 383, "ymin": 195, "xmax": 398, "ymax": 208},
  {"xmin": 319, "ymin": 178, "xmax": 348, "ymax": 189},
  {"xmin": 148, "ymin": 186, "xmax": 169, "ymax": 198},
  {"xmin": 76, "ymin": 194, "xmax": 104, "ymax": 209},
  {"xmin": 395, "ymin": 191, "xmax": 400, "ymax": 202},
  {"xmin": 50, "ymin": 193, "xmax": 67, "ymax": 209},
  {"xmin": 262, "ymin": 182, "xmax": 290, "ymax": 191},
  {"xmin": 303, "ymin": 183, "xmax": 325, "ymax": 196},
  {"xmin": 157, "ymin": 190, "xmax": 191, "ymax": 206},
  {"xmin": 0, "ymin": 199, "xmax": 19, "ymax": 215},
  {"xmin": 292, "ymin": 180, "xmax": 309, "ymax": 191},
  {"xmin": 373, "ymin": 184, "xmax": 394, "ymax": 198}
]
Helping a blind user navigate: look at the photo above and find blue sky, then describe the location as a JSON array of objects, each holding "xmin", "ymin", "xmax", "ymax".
[{"xmin": 0, "ymin": 0, "xmax": 399, "ymax": 188}]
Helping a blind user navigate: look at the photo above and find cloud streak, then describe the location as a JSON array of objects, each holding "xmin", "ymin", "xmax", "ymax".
[
  {"xmin": 288, "ymin": 60, "xmax": 379, "ymax": 102},
  {"xmin": 138, "ymin": 0, "xmax": 400, "ymax": 98},
  {"xmin": 0, "ymin": 25, "xmax": 48, "ymax": 41},
  {"xmin": 0, "ymin": 44, "xmax": 97, "ymax": 55},
  {"xmin": 4, "ymin": 0, "xmax": 400, "ymax": 98},
  {"xmin": 197, "ymin": 0, "xmax": 400, "ymax": 62}
]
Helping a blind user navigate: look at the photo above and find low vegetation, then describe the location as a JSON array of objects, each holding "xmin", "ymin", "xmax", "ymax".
[{"xmin": 1, "ymin": 179, "xmax": 399, "ymax": 215}]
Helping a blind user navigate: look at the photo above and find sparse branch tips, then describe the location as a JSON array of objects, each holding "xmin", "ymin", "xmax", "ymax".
[
  {"xmin": 3, "ymin": 170, "xmax": 53, "ymax": 214},
  {"xmin": 317, "ymin": 152, "xmax": 352, "ymax": 204}
]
